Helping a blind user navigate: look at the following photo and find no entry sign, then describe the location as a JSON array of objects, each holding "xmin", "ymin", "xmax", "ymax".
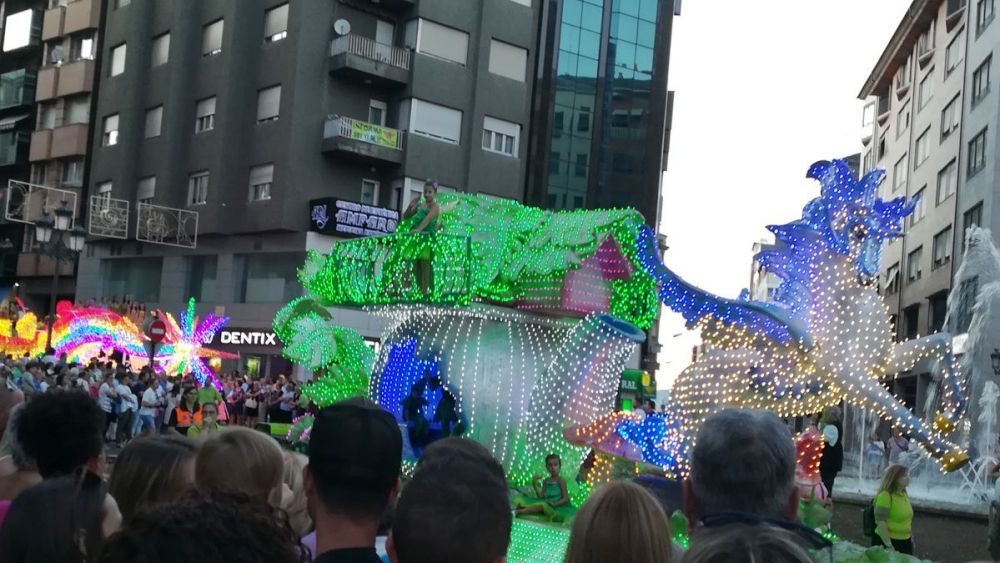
[{"xmin": 146, "ymin": 319, "xmax": 166, "ymax": 343}]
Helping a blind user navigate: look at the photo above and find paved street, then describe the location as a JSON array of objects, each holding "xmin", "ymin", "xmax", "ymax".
[{"xmin": 832, "ymin": 500, "xmax": 990, "ymax": 563}]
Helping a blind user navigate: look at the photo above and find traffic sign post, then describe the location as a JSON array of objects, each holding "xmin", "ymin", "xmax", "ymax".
[{"xmin": 145, "ymin": 318, "xmax": 166, "ymax": 364}]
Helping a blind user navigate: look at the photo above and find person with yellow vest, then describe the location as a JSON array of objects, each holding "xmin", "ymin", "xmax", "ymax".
[
  {"xmin": 167, "ymin": 387, "xmax": 202, "ymax": 437},
  {"xmin": 187, "ymin": 401, "xmax": 223, "ymax": 439}
]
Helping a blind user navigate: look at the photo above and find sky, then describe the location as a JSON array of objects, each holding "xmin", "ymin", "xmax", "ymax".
[{"xmin": 655, "ymin": 0, "xmax": 912, "ymax": 389}]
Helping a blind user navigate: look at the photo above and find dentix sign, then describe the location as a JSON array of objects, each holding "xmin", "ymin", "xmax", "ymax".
[{"xmin": 214, "ymin": 329, "xmax": 279, "ymax": 347}]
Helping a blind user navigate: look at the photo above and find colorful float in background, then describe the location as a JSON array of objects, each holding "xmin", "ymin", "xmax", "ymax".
[
  {"xmin": 0, "ymin": 294, "xmax": 46, "ymax": 358},
  {"xmin": 51, "ymin": 297, "xmax": 237, "ymax": 388}
]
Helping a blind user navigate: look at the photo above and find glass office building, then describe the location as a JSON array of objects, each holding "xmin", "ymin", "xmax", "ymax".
[{"xmin": 528, "ymin": 0, "xmax": 674, "ymax": 224}]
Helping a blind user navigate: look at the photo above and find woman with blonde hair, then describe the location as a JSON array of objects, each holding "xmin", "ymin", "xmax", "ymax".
[
  {"xmin": 109, "ymin": 435, "xmax": 196, "ymax": 522},
  {"xmin": 564, "ymin": 480, "xmax": 673, "ymax": 563},
  {"xmin": 196, "ymin": 427, "xmax": 290, "ymax": 509},
  {"xmin": 282, "ymin": 450, "xmax": 312, "ymax": 537},
  {"xmin": 872, "ymin": 464, "xmax": 914, "ymax": 554}
]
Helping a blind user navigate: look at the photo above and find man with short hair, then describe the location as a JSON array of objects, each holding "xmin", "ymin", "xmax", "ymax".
[
  {"xmin": 683, "ymin": 408, "xmax": 799, "ymax": 523},
  {"xmin": 388, "ymin": 439, "xmax": 511, "ymax": 563},
  {"xmin": 305, "ymin": 398, "xmax": 402, "ymax": 563}
]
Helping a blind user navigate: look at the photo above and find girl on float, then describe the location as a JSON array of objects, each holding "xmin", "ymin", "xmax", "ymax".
[
  {"xmin": 402, "ymin": 180, "xmax": 441, "ymax": 293},
  {"xmin": 514, "ymin": 453, "xmax": 575, "ymax": 523}
]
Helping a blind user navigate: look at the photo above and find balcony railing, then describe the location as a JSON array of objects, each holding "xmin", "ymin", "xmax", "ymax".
[
  {"xmin": 324, "ymin": 116, "xmax": 403, "ymax": 150},
  {"xmin": 330, "ymin": 34, "xmax": 410, "ymax": 70}
]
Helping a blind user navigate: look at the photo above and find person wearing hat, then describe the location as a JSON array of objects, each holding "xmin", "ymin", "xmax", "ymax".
[{"xmin": 305, "ymin": 398, "xmax": 401, "ymax": 563}]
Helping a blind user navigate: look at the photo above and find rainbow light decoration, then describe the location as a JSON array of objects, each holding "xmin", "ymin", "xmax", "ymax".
[
  {"xmin": 0, "ymin": 311, "xmax": 46, "ymax": 359},
  {"xmin": 53, "ymin": 298, "xmax": 236, "ymax": 388}
]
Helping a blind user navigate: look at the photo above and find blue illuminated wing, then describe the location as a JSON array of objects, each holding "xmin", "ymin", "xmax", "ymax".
[{"xmin": 636, "ymin": 226, "xmax": 812, "ymax": 349}]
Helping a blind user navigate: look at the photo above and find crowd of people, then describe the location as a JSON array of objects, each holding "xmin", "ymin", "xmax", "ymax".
[{"xmin": 0, "ymin": 347, "xmax": 923, "ymax": 563}]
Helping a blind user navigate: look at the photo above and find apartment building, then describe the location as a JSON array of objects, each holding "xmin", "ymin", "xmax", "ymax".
[
  {"xmin": 0, "ymin": 0, "xmax": 44, "ymax": 288},
  {"xmin": 16, "ymin": 0, "xmax": 102, "ymax": 310},
  {"xmin": 859, "ymin": 0, "xmax": 999, "ymax": 412},
  {"xmin": 73, "ymin": 0, "xmax": 541, "ymax": 377}
]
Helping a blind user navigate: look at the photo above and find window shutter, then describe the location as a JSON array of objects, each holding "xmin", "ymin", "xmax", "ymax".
[
  {"xmin": 249, "ymin": 163, "xmax": 274, "ymax": 186},
  {"xmin": 111, "ymin": 44, "xmax": 126, "ymax": 75},
  {"xmin": 203, "ymin": 20, "xmax": 224, "ymax": 54},
  {"xmin": 197, "ymin": 97, "xmax": 216, "ymax": 118},
  {"xmin": 145, "ymin": 106, "xmax": 162, "ymax": 138},
  {"xmin": 137, "ymin": 177, "xmax": 156, "ymax": 200},
  {"xmin": 416, "ymin": 20, "xmax": 468, "ymax": 65},
  {"xmin": 411, "ymin": 99, "xmax": 461, "ymax": 143},
  {"xmin": 104, "ymin": 114, "xmax": 119, "ymax": 133},
  {"xmin": 264, "ymin": 4, "xmax": 288, "ymax": 38},
  {"xmin": 151, "ymin": 33, "xmax": 170, "ymax": 66},
  {"xmin": 256, "ymin": 85, "xmax": 281, "ymax": 121},
  {"xmin": 488, "ymin": 40, "xmax": 527, "ymax": 82}
]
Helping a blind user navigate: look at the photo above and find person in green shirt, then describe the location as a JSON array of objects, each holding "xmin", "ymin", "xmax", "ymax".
[
  {"xmin": 196, "ymin": 381, "xmax": 223, "ymax": 407},
  {"xmin": 873, "ymin": 464, "xmax": 914, "ymax": 554}
]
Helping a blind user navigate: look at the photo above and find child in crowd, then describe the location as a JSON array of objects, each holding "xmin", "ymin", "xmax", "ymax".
[{"xmin": 514, "ymin": 453, "xmax": 574, "ymax": 522}]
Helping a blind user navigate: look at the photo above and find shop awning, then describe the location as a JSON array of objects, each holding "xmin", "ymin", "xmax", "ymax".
[{"xmin": 0, "ymin": 114, "xmax": 29, "ymax": 131}]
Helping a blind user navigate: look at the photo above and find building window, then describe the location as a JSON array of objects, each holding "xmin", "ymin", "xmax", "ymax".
[
  {"xmin": 2, "ymin": 10, "xmax": 35, "ymax": 53},
  {"xmin": 264, "ymin": 3, "xmax": 288, "ymax": 43},
  {"xmin": 549, "ymin": 151, "xmax": 560, "ymax": 175},
  {"xmin": 232, "ymin": 253, "xmax": 302, "ymax": 303},
  {"xmin": 102, "ymin": 114, "xmax": 119, "ymax": 146},
  {"xmin": 941, "ymin": 94, "xmax": 961, "ymax": 140},
  {"xmin": 96, "ymin": 180, "xmax": 112, "ymax": 201},
  {"xmin": 38, "ymin": 103, "xmax": 56, "ymax": 129},
  {"xmin": 481, "ymin": 116, "xmax": 520, "ymax": 157},
  {"xmin": 202, "ymin": 19, "xmax": 224, "ymax": 57},
  {"xmin": 946, "ymin": 31, "xmax": 964, "ymax": 75},
  {"xmin": 932, "ymin": 227, "xmax": 952, "ymax": 269},
  {"xmin": 66, "ymin": 95, "xmax": 89, "ymax": 124},
  {"xmin": 918, "ymin": 19, "xmax": 936, "ymax": 55},
  {"xmin": 102, "ymin": 258, "xmax": 162, "ymax": 303},
  {"xmin": 151, "ymin": 32, "xmax": 170, "ymax": 66},
  {"xmin": 963, "ymin": 202, "xmax": 983, "ymax": 250},
  {"xmin": 70, "ymin": 33, "xmax": 96, "ymax": 61},
  {"xmin": 187, "ymin": 255, "xmax": 217, "ymax": 302},
  {"xmin": 361, "ymin": 179, "xmax": 379, "ymax": 205},
  {"xmin": 957, "ymin": 276, "xmax": 979, "ymax": 333},
  {"xmin": 577, "ymin": 106, "xmax": 591, "ymax": 132},
  {"xmin": 972, "ymin": 55, "xmax": 991, "ymax": 106},
  {"xmin": 918, "ymin": 68, "xmax": 934, "ymax": 110},
  {"xmin": 929, "ymin": 291, "xmax": 948, "ymax": 333},
  {"xmin": 936, "ymin": 159, "xmax": 957, "ymax": 204},
  {"xmin": 877, "ymin": 132, "xmax": 887, "ymax": 160},
  {"xmin": 910, "ymin": 187, "xmax": 926, "ymax": 227},
  {"xmin": 903, "ymin": 304, "xmax": 920, "ymax": 340},
  {"xmin": 187, "ymin": 171, "xmax": 209, "ymax": 205},
  {"xmin": 893, "ymin": 154, "xmax": 907, "ymax": 191},
  {"xmin": 0, "ymin": 69, "xmax": 29, "ymax": 110},
  {"xmin": 405, "ymin": 19, "xmax": 469, "ymax": 66},
  {"xmin": 863, "ymin": 150, "xmax": 873, "ymax": 173},
  {"xmin": 969, "ymin": 127, "xmax": 988, "ymax": 177},
  {"xmin": 144, "ymin": 106, "xmax": 163, "ymax": 139},
  {"xmin": 248, "ymin": 163, "xmax": 273, "ymax": 202},
  {"xmin": 978, "ymin": 0, "xmax": 995, "ymax": 33},
  {"xmin": 62, "ymin": 158, "xmax": 84, "ymax": 186},
  {"xmin": 896, "ymin": 100, "xmax": 910, "ymax": 139},
  {"xmin": 137, "ymin": 176, "xmax": 156, "ymax": 203},
  {"xmin": 110, "ymin": 43, "xmax": 126, "ymax": 76},
  {"xmin": 400, "ymin": 98, "xmax": 462, "ymax": 144},
  {"xmin": 885, "ymin": 263, "xmax": 901, "ymax": 295},
  {"xmin": 195, "ymin": 96, "xmax": 216, "ymax": 133},
  {"xmin": 907, "ymin": 246, "xmax": 923, "ymax": 282},
  {"xmin": 914, "ymin": 128, "xmax": 931, "ymax": 167},
  {"xmin": 488, "ymin": 39, "xmax": 527, "ymax": 82},
  {"xmin": 895, "ymin": 56, "xmax": 912, "ymax": 91},
  {"xmin": 574, "ymin": 154, "xmax": 588, "ymax": 177},
  {"xmin": 256, "ymin": 85, "xmax": 281, "ymax": 123}
]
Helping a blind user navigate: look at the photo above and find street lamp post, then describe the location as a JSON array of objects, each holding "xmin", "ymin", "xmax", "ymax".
[{"xmin": 34, "ymin": 200, "xmax": 86, "ymax": 349}]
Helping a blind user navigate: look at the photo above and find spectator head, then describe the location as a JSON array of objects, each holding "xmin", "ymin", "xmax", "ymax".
[
  {"xmin": 282, "ymin": 451, "xmax": 313, "ymax": 537},
  {"xmin": 389, "ymin": 439, "xmax": 510, "ymax": 563},
  {"xmin": 0, "ymin": 383, "xmax": 24, "ymax": 438},
  {"xmin": 108, "ymin": 435, "xmax": 197, "ymax": 522},
  {"xmin": 0, "ymin": 470, "xmax": 121, "ymax": 563},
  {"xmin": 684, "ymin": 409, "xmax": 797, "ymax": 523},
  {"xmin": 17, "ymin": 390, "xmax": 105, "ymax": 478},
  {"xmin": 564, "ymin": 481, "xmax": 672, "ymax": 563},
  {"xmin": 196, "ymin": 427, "xmax": 286, "ymax": 508},
  {"xmin": 98, "ymin": 492, "xmax": 309, "ymax": 563},
  {"xmin": 682, "ymin": 523, "xmax": 814, "ymax": 563},
  {"xmin": 306, "ymin": 398, "xmax": 401, "ymax": 527},
  {"xmin": 820, "ymin": 406, "xmax": 842, "ymax": 425},
  {"xmin": 878, "ymin": 464, "xmax": 909, "ymax": 494},
  {"xmin": 3, "ymin": 404, "xmax": 34, "ymax": 472}
]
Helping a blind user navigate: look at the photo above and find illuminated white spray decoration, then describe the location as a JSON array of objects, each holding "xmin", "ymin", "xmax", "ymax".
[{"xmin": 636, "ymin": 159, "xmax": 969, "ymax": 476}]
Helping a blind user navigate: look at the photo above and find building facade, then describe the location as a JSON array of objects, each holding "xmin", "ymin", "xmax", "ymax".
[
  {"xmin": 0, "ymin": 0, "xmax": 45, "ymax": 291},
  {"xmin": 16, "ymin": 0, "xmax": 102, "ymax": 311},
  {"xmin": 74, "ymin": 0, "xmax": 542, "ymax": 377},
  {"xmin": 859, "ymin": 0, "xmax": 999, "ymax": 413}
]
